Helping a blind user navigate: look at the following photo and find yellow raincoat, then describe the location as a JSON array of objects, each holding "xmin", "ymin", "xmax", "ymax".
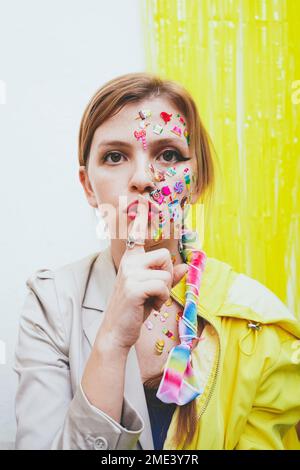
[{"xmin": 164, "ymin": 256, "xmax": 300, "ymax": 450}]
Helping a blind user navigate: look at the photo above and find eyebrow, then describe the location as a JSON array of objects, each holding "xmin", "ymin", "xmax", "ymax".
[{"xmin": 97, "ymin": 137, "xmax": 187, "ymax": 152}]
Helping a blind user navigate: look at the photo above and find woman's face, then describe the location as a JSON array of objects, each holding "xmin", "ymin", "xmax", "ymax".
[{"xmin": 79, "ymin": 96, "xmax": 198, "ymax": 244}]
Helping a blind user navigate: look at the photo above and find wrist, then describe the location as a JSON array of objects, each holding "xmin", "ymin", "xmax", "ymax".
[{"xmin": 94, "ymin": 327, "xmax": 131, "ymax": 359}]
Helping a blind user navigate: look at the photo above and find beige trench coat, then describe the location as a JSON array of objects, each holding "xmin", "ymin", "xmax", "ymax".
[{"xmin": 14, "ymin": 247, "xmax": 153, "ymax": 450}]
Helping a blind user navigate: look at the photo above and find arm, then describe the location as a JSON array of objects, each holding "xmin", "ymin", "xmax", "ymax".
[
  {"xmin": 81, "ymin": 328, "xmax": 130, "ymax": 424},
  {"xmin": 14, "ymin": 272, "xmax": 144, "ymax": 450}
]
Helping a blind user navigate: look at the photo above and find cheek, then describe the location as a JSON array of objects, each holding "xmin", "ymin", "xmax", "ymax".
[
  {"xmin": 157, "ymin": 168, "xmax": 191, "ymax": 198},
  {"xmin": 149, "ymin": 165, "xmax": 194, "ymax": 217},
  {"xmin": 92, "ymin": 177, "xmax": 118, "ymax": 210}
]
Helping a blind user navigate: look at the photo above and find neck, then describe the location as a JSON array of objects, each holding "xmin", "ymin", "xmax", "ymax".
[{"xmin": 110, "ymin": 236, "xmax": 184, "ymax": 273}]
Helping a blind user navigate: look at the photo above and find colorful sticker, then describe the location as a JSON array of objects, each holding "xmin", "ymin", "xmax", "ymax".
[
  {"xmin": 166, "ymin": 166, "xmax": 177, "ymax": 177},
  {"xmin": 170, "ymin": 125, "xmax": 182, "ymax": 137},
  {"xmin": 153, "ymin": 124, "xmax": 164, "ymax": 135},
  {"xmin": 168, "ymin": 200, "xmax": 180, "ymax": 221},
  {"xmin": 184, "ymin": 129, "xmax": 190, "ymax": 145},
  {"xmin": 155, "ymin": 339, "xmax": 165, "ymax": 355},
  {"xmin": 135, "ymin": 109, "xmax": 152, "ymax": 120},
  {"xmin": 146, "ymin": 320, "xmax": 153, "ymax": 330},
  {"xmin": 173, "ymin": 180, "xmax": 184, "ymax": 194},
  {"xmin": 134, "ymin": 129, "xmax": 147, "ymax": 150},
  {"xmin": 160, "ymin": 111, "xmax": 172, "ymax": 124},
  {"xmin": 150, "ymin": 188, "xmax": 165, "ymax": 205},
  {"xmin": 161, "ymin": 185, "xmax": 171, "ymax": 196}
]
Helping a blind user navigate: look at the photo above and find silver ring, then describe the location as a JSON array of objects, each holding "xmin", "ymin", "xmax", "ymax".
[{"xmin": 126, "ymin": 235, "xmax": 145, "ymax": 249}]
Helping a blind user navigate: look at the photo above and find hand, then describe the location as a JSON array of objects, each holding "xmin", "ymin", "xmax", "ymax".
[{"xmin": 97, "ymin": 194, "xmax": 188, "ymax": 351}]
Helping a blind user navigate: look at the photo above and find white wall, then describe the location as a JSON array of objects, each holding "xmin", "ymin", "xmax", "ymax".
[{"xmin": 0, "ymin": 0, "xmax": 145, "ymax": 448}]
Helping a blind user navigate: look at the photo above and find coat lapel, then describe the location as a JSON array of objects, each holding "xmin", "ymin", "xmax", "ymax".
[{"xmin": 81, "ymin": 246, "xmax": 154, "ymax": 450}]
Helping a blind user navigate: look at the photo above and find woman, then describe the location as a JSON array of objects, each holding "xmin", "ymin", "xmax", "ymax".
[{"xmin": 14, "ymin": 72, "xmax": 300, "ymax": 450}]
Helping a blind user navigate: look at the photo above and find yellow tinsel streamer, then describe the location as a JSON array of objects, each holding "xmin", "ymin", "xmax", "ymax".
[{"xmin": 142, "ymin": 0, "xmax": 300, "ymax": 319}]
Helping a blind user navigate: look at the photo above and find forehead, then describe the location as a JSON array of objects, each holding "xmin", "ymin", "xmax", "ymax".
[{"xmin": 92, "ymin": 96, "xmax": 189, "ymax": 148}]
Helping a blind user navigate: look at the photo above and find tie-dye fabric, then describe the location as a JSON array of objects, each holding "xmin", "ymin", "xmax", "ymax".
[{"xmin": 156, "ymin": 227, "xmax": 207, "ymax": 405}]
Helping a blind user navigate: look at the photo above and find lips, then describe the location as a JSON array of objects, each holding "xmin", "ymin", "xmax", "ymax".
[
  {"xmin": 126, "ymin": 199, "xmax": 139, "ymax": 215},
  {"xmin": 126, "ymin": 198, "xmax": 160, "ymax": 221}
]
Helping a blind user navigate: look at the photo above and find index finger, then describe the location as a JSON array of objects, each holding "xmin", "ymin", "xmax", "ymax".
[{"xmin": 126, "ymin": 195, "xmax": 149, "ymax": 253}]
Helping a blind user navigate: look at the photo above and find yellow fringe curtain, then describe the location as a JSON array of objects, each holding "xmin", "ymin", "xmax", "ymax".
[{"xmin": 142, "ymin": 0, "xmax": 300, "ymax": 319}]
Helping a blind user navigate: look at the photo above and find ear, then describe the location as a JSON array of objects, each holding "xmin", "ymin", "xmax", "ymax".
[{"xmin": 79, "ymin": 166, "xmax": 98, "ymax": 208}]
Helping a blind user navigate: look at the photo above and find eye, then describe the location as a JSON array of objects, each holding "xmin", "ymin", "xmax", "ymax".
[
  {"xmin": 157, "ymin": 149, "xmax": 189, "ymax": 164},
  {"xmin": 102, "ymin": 152, "xmax": 126, "ymax": 164}
]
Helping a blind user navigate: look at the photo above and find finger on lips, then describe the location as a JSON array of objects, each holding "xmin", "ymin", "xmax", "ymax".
[{"xmin": 126, "ymin": 195, "xmax": 149, "ymax": 253}]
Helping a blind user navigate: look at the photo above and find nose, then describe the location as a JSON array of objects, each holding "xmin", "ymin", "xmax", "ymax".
[{"xmin": 129, "ymin": 156, "xmax": 156, "ymax": 195}]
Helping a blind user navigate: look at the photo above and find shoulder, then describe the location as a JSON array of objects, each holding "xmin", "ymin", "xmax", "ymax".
[
  {"xmin": 203, "ymin": 260, "xmax": 300, "ymax": 394},
  {"xmin": 24, "ymin": 251, "xmax": 103, "ymax": 319},
  {"xmin": 26, "ymin": 251, "xmax": 100, "ymax": 291},
  {"xmin": 225, "ymin": 272, "xmax": 294, "ymax": 323},
  {"xmin": 204, "ymin": 256, "xmax": 300, "ymax": 339},
  {"xmin": 19, "ymin": 251, "xmax": 105, "ymax": 348}
]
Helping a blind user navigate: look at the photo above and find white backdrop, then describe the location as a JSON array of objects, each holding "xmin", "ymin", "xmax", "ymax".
[{"xmin": 0, "ymin": 0, "xmax": 145, "ymax": 448}]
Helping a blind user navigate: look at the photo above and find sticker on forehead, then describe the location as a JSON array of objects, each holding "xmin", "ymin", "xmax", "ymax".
[
  {"xmin": 176, "ymin": 113, "xmax": 186, "ymax": 127},
  {"xmin": 153, "ymin": 124, "xmax": 164, "ymax": 135},
  {"xmin": 134, "ymin": 129, "xmax": 147, "ymax": 150},
  {"xmin": 139, "ymin": 120, "xmax": 151, "ymax": 130},
  {"xmin": 184, "ymin": 129, "xmax": 190, "ymax": 146},
  {"xmin": 135, "ymin": 109, "xmax": 152, "ymax": 120},
  {"xmin": 170, "ymin": 125, "xmax": 182, "ymax": 138},
  {"xmin": 174, "ymin": 113, "xmax": 190, "ymax": 146},
  {"xmin": 160, "ymin": 111, "xmax": 172, "ymax": 124}
]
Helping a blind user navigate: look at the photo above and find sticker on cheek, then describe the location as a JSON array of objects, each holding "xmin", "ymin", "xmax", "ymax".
[
  {"xmin": 173, "ymin": 180, "xmax": 184, "ymax": 194},
  {"xmin": 148, "ymin": 163, "xmax": 166, "ymax": 182},
  {"xmin": 156, "ymin": 169, "xmax": 166, "ymax": 182},
  {"xmin": 159, "ymin": 211, "xmax": 166, "ymax": 226},
  {"xmin": 168, "ymin": 200, "xmax": 180, "ymax": 222},
  {"xmin": 150, "ymin": 188, "xmax": 165, "ymax": 205},
  {"xmin": 166, "ymin": 166, "xmax": 177, "ymax": 177},
  {"xmin": 161, "ymin": 185, "xmax": 171, "ymax": 196},
  {"xmin": 184, "ymin": 172, "xmax": 190, "ymax": 191}
]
